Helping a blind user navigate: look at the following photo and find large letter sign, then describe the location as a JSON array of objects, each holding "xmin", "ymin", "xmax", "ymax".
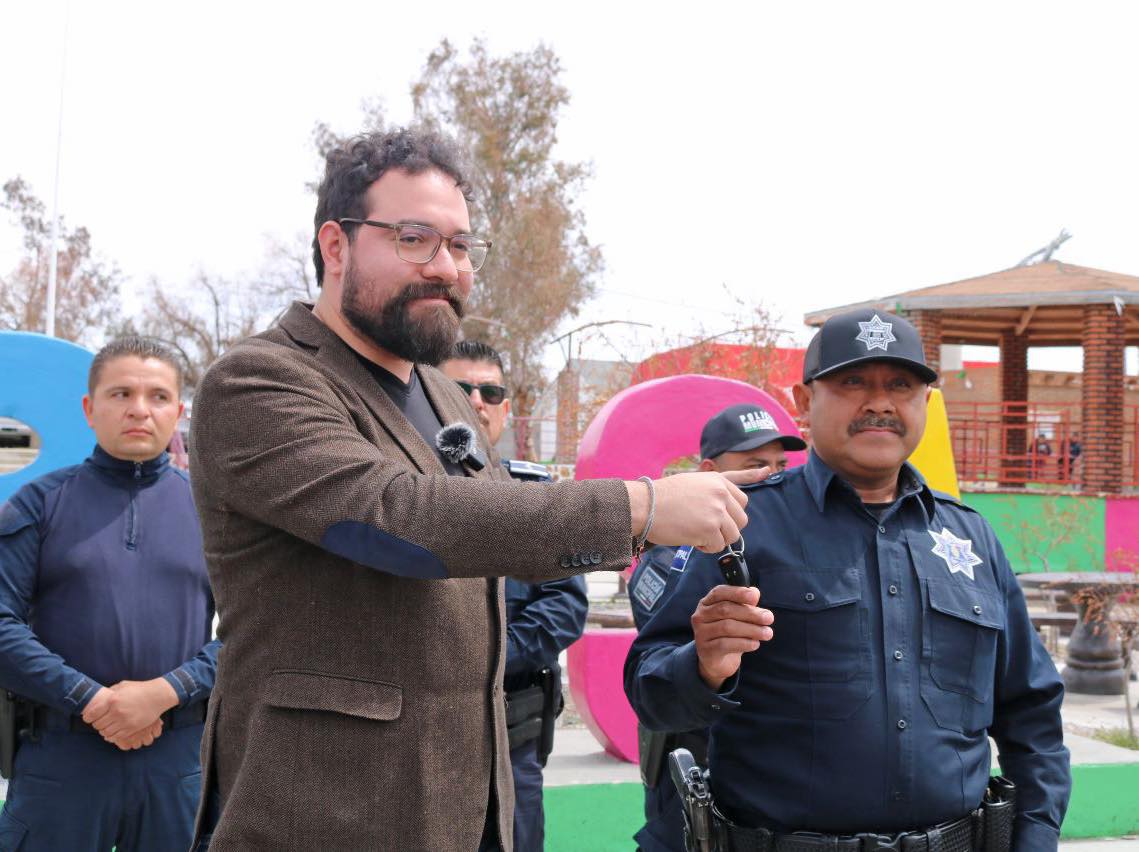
[
  {"xmin": 0, "ymin": 332, "xmax": 93, "ymax": 503},
  {"xmin": 568, "ymin": 375, "xmax": 805, "ymax": 761}
]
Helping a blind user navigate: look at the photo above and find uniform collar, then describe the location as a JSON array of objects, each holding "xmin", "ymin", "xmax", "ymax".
[
  {"xmin": 88, "ymin": 444, "xmax": 169, "ymax": 483},
  {"xmin": 803, "ymin": 451, "xmax": 934, "ymax": 521}
]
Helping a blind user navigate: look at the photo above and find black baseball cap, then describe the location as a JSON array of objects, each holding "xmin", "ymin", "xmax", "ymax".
[
  {"xmin": 700, "ymin": 403, "xmax": 808, "ymax": 461},
  {"xmin": 802, "ymin": 308, "xmax": 938, "ymax": 384}
]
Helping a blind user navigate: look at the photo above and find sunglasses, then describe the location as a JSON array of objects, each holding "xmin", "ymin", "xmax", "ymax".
[{"xmin": 455, "ymin": 381, "xmax": 508, "ymax": 406}]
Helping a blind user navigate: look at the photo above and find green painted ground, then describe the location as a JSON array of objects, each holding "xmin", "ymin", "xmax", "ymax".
[
  {"xmin": 545, "ymin": 763, "xmax": 1139, "ymax": 848},
  {"xmin": 961, "ymin": 491, "xmax": 1105, "ymax": 573},
  {"xmin": 4, "ymin": 763, "xmax": 1135, "ymax": 847}
]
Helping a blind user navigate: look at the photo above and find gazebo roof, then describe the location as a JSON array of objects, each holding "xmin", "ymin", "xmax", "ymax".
[{"xmin": 804, "ymin": 261, "xmax": 1139, "ymax": 346}]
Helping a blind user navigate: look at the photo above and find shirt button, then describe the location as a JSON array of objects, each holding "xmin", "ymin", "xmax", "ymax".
[
  {"xmin": 804, "ymin": 592, "xmax": 815, "ymax": 602},
  {"xmin": 878, "ymin": 525, "xmax": 886, "ymax": 534},
  {"xmin": 897, "ymin": 719, "xmax": 907, "ymax": 730},
  {"xmin": 894, "ymin": 650, "xmax": 903, "ymax": 661},
  {"xmin": 973, "ymin": 605, "xmax": 983, "ymax": 615},
  {"xmin": 888, "ymin": 584, "xmax": 899, "ymax": 595}
]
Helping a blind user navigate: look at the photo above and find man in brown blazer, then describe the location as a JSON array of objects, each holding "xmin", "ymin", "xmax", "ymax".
[{"xmin": 188, "ymin": 128, "xmax": 761, "ymax": 851}]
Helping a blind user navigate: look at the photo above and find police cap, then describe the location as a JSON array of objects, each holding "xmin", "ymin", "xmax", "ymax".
[
  {"xmin": 802, "ymin": 309, "xmax": 938, "ymax": 384},
  {"xmin": 700, "ymin": 403, "xmax": 807, "ymax": 461}
]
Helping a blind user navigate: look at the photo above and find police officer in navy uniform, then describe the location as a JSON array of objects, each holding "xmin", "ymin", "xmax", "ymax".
[
  {"xmin": 0, "ymin": 337, "xmax": 219, "ymax": 852},
  {"xmin": 441, "ymin": 339, "xmax": 588, "ymax": 852},
  {"xmin": 625, "ymin": 310, "xmax": 1070, "ymax": 852},
  {"xmin": 629, "ymin": 404, "xmax": 805, "ymax": 852}
]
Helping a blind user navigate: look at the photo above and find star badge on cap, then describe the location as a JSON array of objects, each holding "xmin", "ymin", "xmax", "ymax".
[
  {"xmin": 929, "ymin": 527, "xmax": 983, "ymax": 581},
  {"xmin": 855, "ymin": 314, "xmax": 897, "ymax": 352}
]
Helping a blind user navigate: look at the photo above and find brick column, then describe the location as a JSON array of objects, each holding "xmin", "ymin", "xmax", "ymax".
[
  {"xmin": 555, "ymin": 365, "xmax": 580, "ymax": 464},
  {"xmin": 1081, "ymin": 304, "xmax": 1125, "ymax": 493},
  {"xmin": 999, "ymin": 330, "xmax": 1029, "ymax": 486},
  {"xmin": 907, "ymin": 309, "xmax": 943, "ymax": 377}
]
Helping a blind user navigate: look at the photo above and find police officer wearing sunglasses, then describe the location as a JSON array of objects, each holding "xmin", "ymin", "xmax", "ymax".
[
  {"xmin": 625, "ymin": 310, "xmax": 1070, "ymax": 852},
  {"xmin": 441, "ymin": 340, "xmax": 587, "ymax": 852}
]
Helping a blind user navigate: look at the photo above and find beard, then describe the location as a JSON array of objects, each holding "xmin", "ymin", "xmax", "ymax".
[{"xmin": 341, "ymin": 262, "xmax": 466, "ymax": 366}]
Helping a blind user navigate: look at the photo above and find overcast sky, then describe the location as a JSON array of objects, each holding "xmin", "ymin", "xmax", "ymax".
[{"xmin": 3, "ymin": 1, "xmax": 1139, "ymax": 377}]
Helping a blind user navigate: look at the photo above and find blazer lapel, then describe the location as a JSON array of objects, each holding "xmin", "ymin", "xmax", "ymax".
[{"xmin": 276, "ymin": 303, "xmax": 445, "ymax": 476}]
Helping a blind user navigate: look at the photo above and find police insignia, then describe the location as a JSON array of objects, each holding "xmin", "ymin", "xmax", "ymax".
[
  {"xmin": 855, "ymin": 314, "xmax": 897, "ymax": 352},
  {"xmin": 928, "ymin": 527, "xmax": 983, "ymax": 581},
  {"xmin": 633, "ymin": 568, "xmax": 668, "ymax": 612},
  {"xmin": 670, "ymin": 545, "xmax": 694, "ymax": 572}
]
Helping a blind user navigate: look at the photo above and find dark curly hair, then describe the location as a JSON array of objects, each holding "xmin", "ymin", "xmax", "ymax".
[{"xmin": 312, "ymin": 128, "xmax": 472, "ymax": 286}]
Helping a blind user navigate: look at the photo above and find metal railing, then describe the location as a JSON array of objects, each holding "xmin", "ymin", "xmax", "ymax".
[{"xmin": 945, "ymin": 401, "xmax": 1139, "ymax": 489}]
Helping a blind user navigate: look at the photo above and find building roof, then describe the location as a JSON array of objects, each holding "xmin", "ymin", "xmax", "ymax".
[{"xmin": 804, "ymin": 261, "xmax": 1139, "ymax": 346}]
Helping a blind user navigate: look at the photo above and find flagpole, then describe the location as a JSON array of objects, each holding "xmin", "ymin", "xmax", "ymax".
[{"xmin": 45, "ymin": 0, "xmax": 71, "ymax": 338}]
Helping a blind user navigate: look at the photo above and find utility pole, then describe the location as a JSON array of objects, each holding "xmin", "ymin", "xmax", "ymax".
[{"xmin": 45, "ymin": 0, "xmax": 72, "ymax": 337}]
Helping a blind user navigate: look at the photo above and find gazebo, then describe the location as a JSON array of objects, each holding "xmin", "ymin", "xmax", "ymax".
[{"xmin": 805, "ymin": 261, "xmax": 1139, "ymax": 493}]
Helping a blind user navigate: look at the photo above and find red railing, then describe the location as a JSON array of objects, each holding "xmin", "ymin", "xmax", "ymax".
[{"xmin": 945, "ymin": 401, "xmax": 1139, "ymax": 489}]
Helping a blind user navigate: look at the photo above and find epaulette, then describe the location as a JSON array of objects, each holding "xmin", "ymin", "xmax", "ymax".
[
  {"xmin": 930, "ymin": 488, "xmax": 981, "ymax": 514},
  {"xmin": 503, "ymin": 459, "xmax": 553, "ymax": 483}
]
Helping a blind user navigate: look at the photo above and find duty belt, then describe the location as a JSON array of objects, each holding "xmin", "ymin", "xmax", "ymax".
[
  {"xmin": 33, "ymin": 702, "xmax": 207, "ymax": 735},
  {"xmin": 722, "ymin": 808, "xmax": 981, "ymax": 852}
]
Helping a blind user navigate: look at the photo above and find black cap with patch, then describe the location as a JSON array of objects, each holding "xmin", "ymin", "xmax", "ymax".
[
  {"xmin": 700, "ymin": 403, "xmax": 808, "ymax": 461},
  {"xmin": 803, "ymin": 309, "xmax": 938, "ymax": 384}
]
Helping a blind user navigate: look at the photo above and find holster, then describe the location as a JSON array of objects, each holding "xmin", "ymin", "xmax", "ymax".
[
  {"xmin": 0, "ymin": 690, "xmax": 34, "ymax": 780},
  {"xmin": 505, "ymin": 667, "xmax": 563, "ymax": 768},
  {"xmin": 640, "ymin": 726, "xmax": 710, "ymax": 789},
  {"xmin": 982, "ymin": 775, "xmax": 1017, "ymax": 851},
  {"xmin": 638, "ymin": 724, "xmax": 669, "ymax": 788}
]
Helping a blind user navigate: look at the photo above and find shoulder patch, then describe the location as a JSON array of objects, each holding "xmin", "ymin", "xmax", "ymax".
[
  {"xmin": 632, "ymin": 565, "xmax": 668, "ymax": 612},
  {"xmin": 670, "ymin": 545, "xmax": 694, "ymax": 572}
]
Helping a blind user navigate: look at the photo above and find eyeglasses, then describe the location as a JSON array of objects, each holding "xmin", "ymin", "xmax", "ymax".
[
  {"xmin": 455, "ymin": 381, "xmax": 508, "ymax": 405},
  {"xmin": 338, "ymin": 218, "xmax": 492, "ymax": 272}
]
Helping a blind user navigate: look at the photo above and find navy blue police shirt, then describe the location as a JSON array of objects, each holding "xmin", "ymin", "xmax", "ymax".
[
  {"xmin": 625, "ymin": 452, "xmax": 1070, "ymax": 852},
  {"xmin": 0, "ymin": 446, "xmax": 219, "ymax": 714},
  {"xmin": 502, "ymin": 460, "xmax": 588, "ymax": 694},
  {"xmin": 629, "ymin": 545, "xmax": 692, "ymax": 631}
]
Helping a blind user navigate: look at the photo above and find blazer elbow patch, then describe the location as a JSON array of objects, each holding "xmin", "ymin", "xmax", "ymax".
[{"xmin": 320, "ymin": 521, "xmax": 448, "ymax": 579}]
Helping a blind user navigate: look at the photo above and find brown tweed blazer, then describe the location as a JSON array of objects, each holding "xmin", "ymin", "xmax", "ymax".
[{"xmin": 188, "ymin": 303, "xmax": 632, "ymax": 851}]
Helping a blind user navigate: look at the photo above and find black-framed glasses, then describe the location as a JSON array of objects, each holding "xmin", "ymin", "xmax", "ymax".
[
  {"xmin": 338, "ymin": 218, "xmax": 492, "ymax": 272},
  {"xmin": 455, "ymin": 381, "xmax": 508, "ymax": 405}
]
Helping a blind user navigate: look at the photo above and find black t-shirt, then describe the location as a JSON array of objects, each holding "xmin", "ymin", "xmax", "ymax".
[{"xmin": 355, "ymin": 355, "xmax": 466, "ymax": 477}]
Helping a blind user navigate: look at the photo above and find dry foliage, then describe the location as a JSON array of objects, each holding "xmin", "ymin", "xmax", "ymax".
[
  {"xmin": 139, "ymin": 273, "xmax": 270, "ymax": 391},
  {"xmin": 0, "ymin": 177, "xmax": 121, "ymax": 344}
]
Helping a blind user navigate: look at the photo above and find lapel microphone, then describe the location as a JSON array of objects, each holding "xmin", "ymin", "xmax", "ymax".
[{"xmin": 435, "ymin": 422, "xmax": 486, "ymax": 470}]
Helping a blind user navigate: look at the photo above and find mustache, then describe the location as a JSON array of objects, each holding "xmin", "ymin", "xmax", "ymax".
[
  {"xmin": 848, "ymin": 415, "xmax": 905, "ymax": 436},
  {"xmin": 396, "ymin": 283, "xmax": 465, "ymax": 318}
]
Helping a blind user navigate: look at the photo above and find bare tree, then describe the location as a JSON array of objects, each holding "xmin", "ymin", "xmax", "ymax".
[
  {"xmin": 0, "ymin": 177, "xmax": 121, "ymax": 344},
  {"xmin": 140, "ymin": 273, "xmax": 268, "ymax": 391}
]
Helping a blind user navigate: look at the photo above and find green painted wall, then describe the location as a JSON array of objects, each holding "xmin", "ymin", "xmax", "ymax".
[{"xmin": 961, "ymin": 491, "xmax": 1105, "ymax": 574}]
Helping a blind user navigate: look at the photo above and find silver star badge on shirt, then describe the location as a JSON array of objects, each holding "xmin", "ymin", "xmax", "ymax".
[
  {"xmin": 929, "ymin": 527, "xmax": 983, "ymax": 581},
  {"xmin": 855, "ymin": 314, "xmax": 897, "ymax": 351}
]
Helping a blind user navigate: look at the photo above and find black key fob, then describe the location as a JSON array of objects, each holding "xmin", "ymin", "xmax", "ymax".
[{"xmin": 717, "ymin": 543, "xmax": 750, "ymax": 587}]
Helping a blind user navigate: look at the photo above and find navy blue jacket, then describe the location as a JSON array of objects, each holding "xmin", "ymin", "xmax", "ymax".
[
  {"xmin": 0, "ymin": 446, "xmax": 219, "ymax": 714},
  {"xmin": 625, "ymin": 453, "xmax": 1070, "ymax": 852},
  {"xmin": 502, "ymin": 461, "xmax": 588, "ymax": 693}
]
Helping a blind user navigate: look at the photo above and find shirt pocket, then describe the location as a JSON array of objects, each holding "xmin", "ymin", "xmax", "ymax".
[
  {"xmin": 921, "ymin": 579, "xmax": 1004, "ymax": 732},
  {"xmin": 749, "ymin": 568, "xmax": 872, "ymax": 719}
]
